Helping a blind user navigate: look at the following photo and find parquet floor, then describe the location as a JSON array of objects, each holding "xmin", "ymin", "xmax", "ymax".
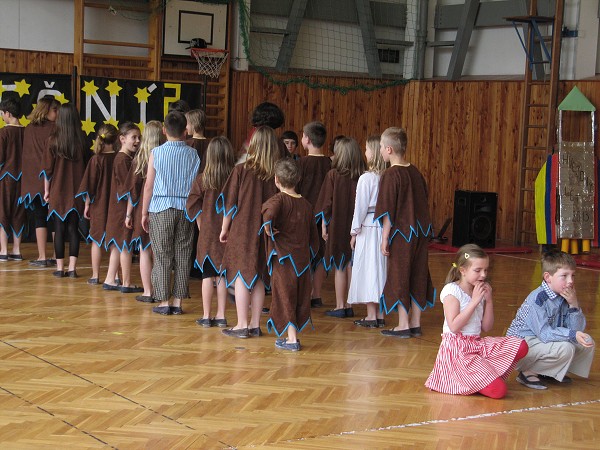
[{"xmin": 0, "ymin": 243, "xmax": 598, "ymax": 449}]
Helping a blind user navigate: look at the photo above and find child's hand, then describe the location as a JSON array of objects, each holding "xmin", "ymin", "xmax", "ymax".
[
  {"xmin": 44, "ymin": 191, "xmax": 50, "ymax": 203},
  {"xmin": 219, "ymin": 228, "xmax": 228, "ymax": 243},
  {"xmin": 321, "ymin": 222, "xmax": 328, "ymax": 241},
  {"xmin": 561, "ymin": 286, "xmax": 578, "ymax": 307},
  {"xmin": 472, "ymin": 281, "xmax": 487, "ymax": 304},
  {"xmin": 350, "ymin": 235, "xmax": 356, "ymax": 250},
  {"xmin": 84, "ymin": 205, "xmax": 91, "ymax": 220},
  {"xmin": 481, "ymin": 282, "xmax": 493, "ymax": 301},
  {"xmin": 380, "ymin": 240, "xmax": 389, "ymax": 257},
  {"xmin": 576, "ymin": 331, "xmax": 595, "ymax": 347},
  {"xmin": 125, "ymin": 216, "xmax": 132, "ymax": 229}
]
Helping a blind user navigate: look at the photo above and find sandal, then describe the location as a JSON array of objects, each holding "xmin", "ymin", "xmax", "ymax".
[{"xmin": 516, "ymin": 372, "xmax": 548, "ymax": 390}]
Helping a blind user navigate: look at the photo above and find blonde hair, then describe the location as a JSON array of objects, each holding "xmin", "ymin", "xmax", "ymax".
[
  {"xmin": 366, "ymin": 135, "xmax": 387, "ymax": 174},
  {"xmin": 93, "ymin": 124, "xmax": 118, "ymax": 154},
  {"xmin": 245, "ymin": 126, "xmax": 281, "ymax": 181},
  {"xmin": 134, "ymin": 121, "xmax": 164, "ymax": 177},
  {"xmin": 202, "ymin": 136, "xmax": 236, "ymax": 191},
  {"xmin": 185, "ymin": 109, "xmax": 206, "ymax": 134},
  {"xmin": 381, "ymin": 127, "xmax": 408, "ymax": 156},
  {"xmin": 27, "ymin": 96, "xmax": 59, "ymax": 125},
  {"xmin": 332, "ymin": 137, "xmax": 366, "ymax": 180},
  {"xmin": 274, "ymin": 158, "xmax": 300, "ymax": 188},
  {"xmin": 444, "ymin": 244, "xmax": 489, "ymax": 284}
]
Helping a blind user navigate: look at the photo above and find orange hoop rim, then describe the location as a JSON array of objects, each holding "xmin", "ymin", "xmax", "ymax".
[{"xmin": 190, "ymin": 48, "xmax": 229, "ymax": 56}]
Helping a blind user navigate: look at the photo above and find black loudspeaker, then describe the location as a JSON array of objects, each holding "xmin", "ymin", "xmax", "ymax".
[{"xmin": 452, "ymin": 190, "xmax": 498, "ymax": 248}]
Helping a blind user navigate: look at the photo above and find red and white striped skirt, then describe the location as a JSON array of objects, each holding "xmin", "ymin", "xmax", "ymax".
[{"xmin": 425, "ymin": 333, "xmax": 524, "ymax": 395}]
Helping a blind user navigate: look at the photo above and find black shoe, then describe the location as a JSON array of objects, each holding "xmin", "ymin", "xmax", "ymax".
[
  {"xmin": 52, "ymin": 270, "xmax": 66, "ymax": 278},
  {"xmin": 222, "ymin": 327, "xmax": 249, "ymax": 338},
  {"xmin": 311, "ymin": 298, "xmax": 323, "ymax": 308},
  {"xmin": 409, "ymin": 326, "xmax": 422, "ymax": 337},
  {"xmin": 135, "ymin": 295, "xmax": 156, "ymax": 303},
  {"xmin": 87, "ymin": 278, "xmax": 99, "ymax": 285},
  {"xmin": 196, "ymin": 318, "xmax": 212, "ymax": 327},
  {"xmin": 381, "ymin": 328, "xmax": 411, "ymax": 338},
  {"xmin": 170, "ymin": 306, "xmax": 183, "ymax": 315},
  {"xmin": 102, "ymin": 283, "xmax": 120, "ymax": 291},
  {"xmin": 8, "ymin": 254, "xmax": 23, "ymax": 261},
  {"xmin": 539, "ymin": 374, "xmax": 572, "ymax": 384},
  {"xmin": 325, "ymin": 308, "xmax": 346, "ymax": 318},
  {"xmin": 152, "ymin": 306, "xmax": 172, "ymax": 315},
  {"xmin": 377, "ymin": 319, "xmax": 386, "ymax": 328},
  {"xmin": 29, "ymin": 259, "xmax": 49, "ymax": 267},
  {"xmin": 211, "ymin": 318, "xmax": 228, "ymax": 328},
  {"xmin": 516, "ymin": 372, "xmax": 547, "ymax": 390},
  {"xmin": 67, "ymin": 270, "xmax": 78, "ymax": 278},
  {"xmin": 248, "ymin": 327, "xmax": 263, "ymax": 337},
  {"xmin": 354, "ymin": 318, "xmax": 378, "ymax": 328},
  {"xmin": 120, "ymin": 285, "xmax": 144, "ymax": 294},
  {"xmin": 344, "ymin": 307, "xmax": 354, "ymax": 317},
  {"xmin": 262, "ymin": 307, "xmax": 270, "ymax": 314}
]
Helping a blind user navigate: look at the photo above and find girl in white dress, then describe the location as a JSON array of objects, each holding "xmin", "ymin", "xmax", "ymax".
[{"xmin": 348, "ymin": 135, "xmax": 389, "ymax": 328}]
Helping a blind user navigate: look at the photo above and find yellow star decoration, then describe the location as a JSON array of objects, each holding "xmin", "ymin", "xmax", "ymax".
[
  {"xmin": 55, "ymin": 93, "xmax": 69, "ymax": 105},
  {"xmin": 0, "ymin": 118, "xmax": 5, "ymax": 128},
  {"xmin": 82, "ymin": 80, "xmax": 99, "ymax": 96},
  {"xmin": 81, "ymin": 118, "xmax": 97, "ymax": 136},
  {"xmin": 20, "ymin": 116, "xmax": 31, "ymax": 127},
  {"xmin": 14, "ymin": 79, "xmax": 31, "ymax": 97},
  {"xmin": 91, "ymin": 138, "xmax": 97, "ymax": 151},
  {"xmin": 136, "ymin": 121, "xmax": 145, "ymax": 133},
  {"xmin": 104, "ymin": 116, "xmax": 119, "ymax": 129},
  {"xmin": 134, "ymin": 87, "xmax": 151, "ymax": 104},
  {"xmin": 0, "ymin": 82, "xmax": 4, "ymax": 95},
  {"xmin": 106, "ymin": 80, "xmax": 122, "ymax": 97}
]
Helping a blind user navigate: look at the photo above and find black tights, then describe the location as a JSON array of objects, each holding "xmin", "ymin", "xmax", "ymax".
[{"xmin": 54, "ymin": 212, "xmax": 80, "ymax": 259}]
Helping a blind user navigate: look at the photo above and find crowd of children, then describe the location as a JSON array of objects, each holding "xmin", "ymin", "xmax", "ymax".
[{"xmin": 0, "ymin": 94, "xmax": 595, "ymax": 397}]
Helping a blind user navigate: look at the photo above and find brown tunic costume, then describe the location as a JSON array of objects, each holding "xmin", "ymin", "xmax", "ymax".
[
  {"xmin": 76, "ymin": 152, "xmax": 116, "ymax": 246},
  {"xmin": 261, "ymin": 192, "xmax": 320, "ymax": 335},
  {"xmin": 218, "ymin": 164, "xmax": 277, "ymax": 288},
  {"xmin": 186, "ymin": 174, "xmax": 225, "ymax": 275},
  {"xmin": 123, "ymin": 161, "xmax": 150, "ymax": 250},
  {"xmin": 374, "ymin": 164, "xmax": 435, "ymax": 314},
  {"xmin": 20, "ymin": 121, "xmax": 54, "ymax": 207},
  {"xmin": 41, "ymin": 147, "xmax": 85, "ymax": 220},
  {"xmin": 297, "ymin": 155, "xmax": 331, "ymax": 268},
  {"xmin": 186, "ymin": 137, "xmax": 209, "ymax": 173},
  {"xmin": 314, "ymin": 169, "xmax": 358, "ymax": 271},
  {"xmin": 0, "ymin": 125, "xmax": 26, "ymax": 235},
  {"xmin": 104, "ymin": 151, "xmax": 134, "ymax": 251}
]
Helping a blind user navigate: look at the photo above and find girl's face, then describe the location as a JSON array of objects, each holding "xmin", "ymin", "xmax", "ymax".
[
  {"xmin": 120, "ymin": 129, "xmax": 141, "ymax": 153},
  {"xmin": 46, "ymin": 106, "xmax": 58, "ymax": 122},
  {"xmin": 283, "ymin": 138, "xmax": 297, "ymax": 154},
  {"xmin": 459, "ymin": 257, "xmax": 489, "ymax": 286},
  {"xmin": 365, "ymin": 143, "xmax": 374, "ymax": 162}
]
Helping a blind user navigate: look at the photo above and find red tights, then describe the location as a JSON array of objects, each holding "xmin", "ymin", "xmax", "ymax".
[{"xmin": 479, "ymin": 340, "xmax": 529, "ymax": 399}]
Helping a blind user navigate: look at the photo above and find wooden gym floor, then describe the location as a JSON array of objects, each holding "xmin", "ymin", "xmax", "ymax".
[{"xmin": 0, "ymin": 243, "xmax": 598, "ymax": 449}]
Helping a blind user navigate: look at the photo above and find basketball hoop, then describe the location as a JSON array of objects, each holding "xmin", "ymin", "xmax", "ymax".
[{"xmin": 191, "ymin": 48, "xmax": 229, "ymax": 79}]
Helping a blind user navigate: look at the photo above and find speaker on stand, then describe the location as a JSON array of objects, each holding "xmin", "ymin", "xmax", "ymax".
[{"xmin": 452, "ymin": 190, "xmax": 498, "ymax": 248}]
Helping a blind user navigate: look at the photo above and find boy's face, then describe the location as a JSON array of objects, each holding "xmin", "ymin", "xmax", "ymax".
[
  {"xmin": 301, "ymin": 132, "xmax": 310, "ymax": 150},
  {"xmin": 283, "ymin": 138, "xmax": 298, "ymax": 154},
  {"xmin": 544, "ymin": 267, "xmax": 575, "ymax": 295},
  {"xmin": 380, "ymin": 140, "xmax": 391, "ymax": 162}
]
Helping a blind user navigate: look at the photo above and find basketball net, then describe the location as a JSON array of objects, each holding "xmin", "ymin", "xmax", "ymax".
[{"xmin": 191, "ymin": 48, "xmax": 229, "ymax": 79}]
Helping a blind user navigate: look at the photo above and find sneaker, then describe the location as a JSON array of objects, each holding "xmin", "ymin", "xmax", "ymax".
[
  {"xmin": 275, "ymin": 338, "xmax": 301, "ymax": 352},
  {"xmin": 222, "ymin": 327, "xmax": 249, "ymax": 339},
  {"xmin": 516, "ymin": 372, "xmax": 548, "ymax": 390},
  {"xmin": 248, "ymin": 327, "xmax": 263, "ymax": 337}
]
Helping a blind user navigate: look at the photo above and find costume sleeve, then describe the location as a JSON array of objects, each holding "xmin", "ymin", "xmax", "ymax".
[
  {"xmin": 374, "ymin": 169, "xmax": 397, "ymax": 227},
  {"xmin": 351, "ymin": 173, "xmax": 370, "ymax": 235},
  {"xmin": 0, "ymin": 130, "xmax": 6, "ymax": 169},
  {"xmin": 260, "ymin": 194, "xmax": 282, "ymax": 240},
  {"xmin": 216, "ymin": 164, "xmax": 242, "ymax": 218},
  {"xmin": 309, "ymin": 216, "xmax": 320, "ymax": 259},
  {"xmin": 524, "ymin": 296, "xmax": 577, "ymax": 343},
  {"xmin": 76, "ymin": 155, "xmax": 100, "ymax": 202},
  {"xmin": 185, "ymin": 175, "xmax": 205, "ymax": 222},
  {"xmin": 314, "ymin": 170, "xmax": 335, "ymax": 224},
  {"xmin": 114, "ymin": 155, "xmax": 132, "ymax": 201},
  {"xmin": 40, "ymin": 146, "xmax": 55, "ymax": 180}
]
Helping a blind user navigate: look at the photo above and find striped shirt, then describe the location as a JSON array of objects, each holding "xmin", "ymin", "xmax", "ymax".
[
  {"xmin": 149, "ymin": 140, "xmax": 200, "ymax": 213},
  {"xmin": 506, "ymin": 281, "xmax": 586, "ymax": 343}
]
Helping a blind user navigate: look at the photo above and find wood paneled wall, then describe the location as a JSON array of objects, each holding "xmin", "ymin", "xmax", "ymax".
[{"xmin": 229, "ymin": 71, "xmax": 600, "ymax": 244}]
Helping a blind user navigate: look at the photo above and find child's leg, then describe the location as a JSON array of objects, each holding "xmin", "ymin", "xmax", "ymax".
[
  {"xmin": 249, "ymin": 282, "xmax": 265, "ymax": 329},
  {"xmin": 311, "ymin": 264, "xmax": 325, "ymax": 299},
  {"xmin": 33, "ymin": 200, "xmax": 49, "ymax": 260},
  {"xmin": 35, "ymin": 227, "xmax": 48, "ymax": 260},
  {"xmin": 215, "ymin": 278, "xmax": 227, "ymax": 320},
  {"xmin": 334, "ymin": 267, "xmax": 349, "ymax": 309},
  {"xmin": 11, "ymin": 231, "xmax": 22, "ymax": 256},
  {"xmin": 408, "ymin": 303, "xmax": 421, "ymax": 328},
  {"xmin": 104, "ymin": 246, "xmax": 121, "ymax": 285},
  {"xmin": 287, "ymin": 326, "xmax": 298, "ymax": 344},
  {"xmin": 91, "ymin": 244, "xmax": 102, "ymax": 279},
  {"xmin": 119, "ymin": 249, "xmax": 133, "ymax": 287},
  {"xmin": 53, "ymin": 216, "xmax": 66, "ymax": 271},
  {"xmin": 478, "ymin": 378, "xmax": 507, "ymax": 399},
  {"xmin": 170, "ymin": 212, "xmax": 194, "ymax": 308},
  {"xmin": 233, "ymin": 278, "xmax": 251, "ymax": 329},
  {"xmin": 201, "ymin": 278, "xmax": 215, "ymax": 319},
  {"xmin": 365, "ymin": 302, "xmax": 378, "ymax": 320},
  {"xmin": 0, "ymin": 228, "xmax": 8, "ymax": 255},
  {"xmin": 139, "ymin": 247, "xmax": 153, "ymax": 297},
  {"xmin": 66, "ymin": 212, "xmax": 80, "ymax": 271}
]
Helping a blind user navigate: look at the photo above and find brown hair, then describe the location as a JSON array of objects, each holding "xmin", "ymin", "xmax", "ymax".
[
  {"xmin": 93, "ymin": 124, "xmax": 118, "ymax": 154},
  {"xmin": 444, "ymin": 244, "xmax": 489, "ymax": 284},
  {"xmin": 274, "ymin": 157, "xmax": 300, "ymax": 188},
  {"xmin": 245, "ymin": 126, "xmax": 281, "ymax": 181},
  {"xmin": 541, "ymin": 250, "xmax": 576, "ymax": 275},
  {"xmin": 302, "ymin": 121, "xmax": 327, "ymax": 148},
  {"xmin": 381, "ymin": 127, "xmax": 408, "ymax": 156},
  {"xmin": 48, "ymin": 104, "xmax": 86, "ymax": 160},
  {"xmin": 202, "ymin": 136, "xmax": 236, "ymax": 191},
  {"xmin": 332, "ymin": 137, "xmax": 367, "ymax": 180},
  {"xmin": 27, "ymin": 96, "xmax": 60, "ymax": 125},
  {"xmin": 117, "ymin": 122, "xmax": 141, "ymax": 152},
  {"xmin": 185, "ymin": 109, "xmax": 206, "ymax": 134}
]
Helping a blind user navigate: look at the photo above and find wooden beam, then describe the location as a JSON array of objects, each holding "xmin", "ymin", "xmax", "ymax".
[
  {"xmin": 275, "ymin": 0, "xmax": 309, "ymax": 73},
  {"xmin": 447, "ymin": 0, "xmax": 480, "ymax": 80},
  {"xmin": 355, "ymin": 0, "xmax": 382, "ymax": 78}
]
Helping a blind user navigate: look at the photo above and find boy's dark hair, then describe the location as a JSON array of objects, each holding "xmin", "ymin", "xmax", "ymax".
[
  {"xmin": 0, "ymin": 96, "xmax": 21, "ymax": 118},
  {"xmin": 168, "ymin": 99, "xmax": 191, "ymax": 114},
  {"xmin": 303, "ymin": 121, "xmax": 327, "ymax": 148},
  {"xmin": 164, "ymin": 111, "xmax": 187, "ymax": 138},
  {"xmin": 275, "ymin": 157, "xmax": 300, "ymax": 188},
  {"xmin": 281, "ymin": 130, "xmax": 298, "ymax": 144},
  {"xmin": 251, "ymin": 102, "xmax": 285, "ymax": 129},
  {"xmin": 541, "ymin": 250, "xmax": 576, "ymax": 275}
]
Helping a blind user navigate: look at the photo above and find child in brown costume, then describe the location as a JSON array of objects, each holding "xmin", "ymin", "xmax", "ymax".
[
  {"xmin": 185, "ymin": 109, "xmax": 208, "ymax": 172},
  {"xmin": 0, "ymin": 96, "xmax": 26, "ymax": 261},
  {"xmin": 374, "ymin": 127, "xmax": 435, "ymax": 338},
  {"xmin": 261, "ymin": 158, "xmax": 320, "ymax": 351}
]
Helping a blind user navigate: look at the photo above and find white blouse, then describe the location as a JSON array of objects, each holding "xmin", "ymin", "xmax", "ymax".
[
  {"xmin": 350, "ymin": 171, "xmax": 381, "ymax": 235},
  {"xmin": 440, "ymin": 282, "xmax": 484, "ymax": 336}
]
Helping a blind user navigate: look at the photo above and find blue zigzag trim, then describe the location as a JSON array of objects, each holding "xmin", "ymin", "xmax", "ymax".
[
  {"xmin": 266, "ymin": 317, "xmax": 313, "ymax": 337},
  {"xmin": 47, "ymin": 208, "xmax": 81, "ymax": 222},
  {"xmin": 18, "ymin": 193, "xmax": 47, "ymax": 209},
  {"xmin": 104, "ymin": 238, "xmax": 135, "ymax": 253},
  {"xmin": 221, "ymin": 269, "xmax": 260, "ymax": 290},
  {"xmin": 379, "ymin": 287, "xmax": 437, "ymax": 315},
  {"xmin": 195, "ymin": 255, "xmax": 221, "ymax": 275},
  {"xmin": 75, "ymin": 190, "xmax": 94, "ymax": 203},
  {"xmin": 116, "ymin": 192, "xmax": 129, "ymax": 202},
  {"xmin": 0, "ymin": 223, "xmax": 25, "ymax": 238},
  {"xmin": 388, "ymin": 221, "xmax": 433, "ymax": 243},
  {"xmin": 323, "ymin": 253, "xmax": 350, "ymax": 272},
  {"xmin": 184, "ymin": 207, "xmax": 201, "ymax": 222},
  {"xmin": 0, "ymin": 172, "xmax": 22, "ymax": 181},
  {"xmin": 314, "ymin": 211, "xmax": 330, "ymax": 226},
  {"xmin": 88, "ymin": 232, "xmax": 106, "ymax": 248},
  {"xmin": 259, "ymin": 220, "xmax": 275, "ymax": 242},
  {"xmin": 39, "ymin": 170, "xmax": 51, "ymax": 181},
  {"xmin": 215, "ymin": 192, "xmax": 238, "ymax": 219}
]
